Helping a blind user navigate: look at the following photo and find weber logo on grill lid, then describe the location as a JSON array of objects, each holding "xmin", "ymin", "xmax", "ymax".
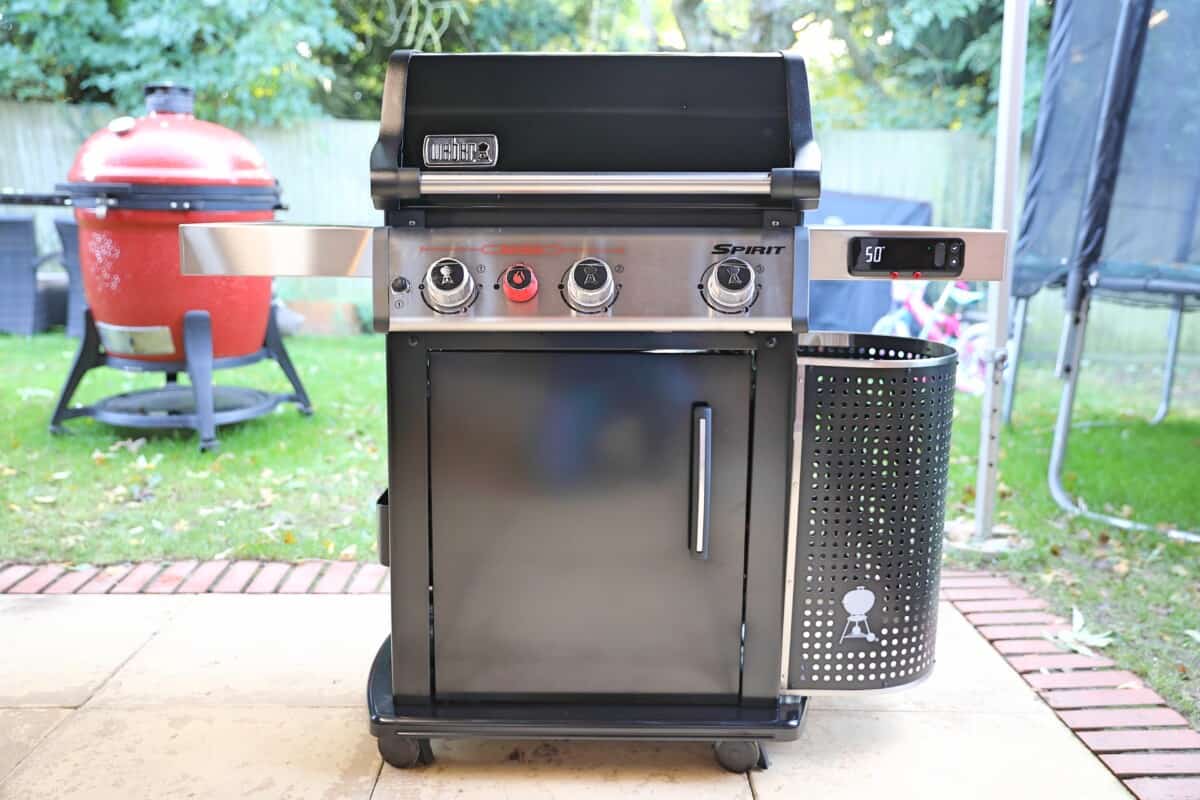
[{"xmin": 423, "ymin": 134, "xmax": 498, "ymax": 168}]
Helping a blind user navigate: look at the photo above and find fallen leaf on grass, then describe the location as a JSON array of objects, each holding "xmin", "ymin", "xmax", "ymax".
[
  {"xmin": 0, "ymin": 465, "xmax": 16, "ymax": 478},
  {"xmin": 1170, "ymin": 565, "xmax": 1190, "ymax": 577},
  {"xmin": 91, "ymin": 450, "xmax": 110, "ymax": 465},
  {"xmin": 1185, "ymin": 630, "xmax": 1200, "ymax": 645},
  {"xmin": 109, "ymin": 437, "xmax": 146, "ymax": 454},
  {"xmin": 1044, "ymin": 607, "xmax": 1114, "ymax": 657},
  {"xmin": 282, "ymin": 531, "xmax": 297, "ymax": 545},
  {"xmin": 257, "ymin": 487, "xmax": 278, "ymax": 509},
  {"xmin": 129, "ymin": 454, "xmax": 162, "ymax": 472},
  {"xmin": 50, "ymin": 471, "xmax": 70, "ymax": 481},
  {"xmin": 1112, "ymin": 560, "xmax": 1130, "ymax": 576},
  {"xmin": 17, "ymin": 387, "xmax": 53, "ymax": 401},
  {"xmin": 339, "ymin": 544, "xmax": 358, "ymax": 560},
  {"xmin": 32, "ymin": 495, "xmax": 56, "ymax": 505},
  {"xmin": 944, "ymin": 517, "xmax": 974, "ymax": 543}
]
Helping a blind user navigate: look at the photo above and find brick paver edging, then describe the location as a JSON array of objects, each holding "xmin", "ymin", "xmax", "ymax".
[
  {"xmin": 4, "ymin": 560, "xmax": 1196, "ymax": 797},
  {"xmin": 941, "ymin": 568, "xmax": 1200, "ymax": 800},
  {"xmin": 0, "ymin": 560, "xmax": 388, "ymax": 596}
]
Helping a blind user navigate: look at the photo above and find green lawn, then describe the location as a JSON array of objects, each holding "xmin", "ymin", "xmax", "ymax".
[
  {"xmin": 1, "ymin": 331, "xmax": 1197, "ymax": 724},
  {"xmin": 948, "ymin": 358, "xmax": 1200, "ymax": 728},
  {"xmin": 1, "ymin": 334, "xmax": 386, "ymax": 563}
]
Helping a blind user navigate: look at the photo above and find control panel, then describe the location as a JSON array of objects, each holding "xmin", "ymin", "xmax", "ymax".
[{"xmin": 374, "ymin": 228, "xmax": 795, "ymax": 332}]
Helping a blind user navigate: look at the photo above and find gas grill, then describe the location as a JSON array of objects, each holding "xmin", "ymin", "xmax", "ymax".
[{"xmin": 180, "ymin": 51, "xmax": 1006, "ymax": 773}]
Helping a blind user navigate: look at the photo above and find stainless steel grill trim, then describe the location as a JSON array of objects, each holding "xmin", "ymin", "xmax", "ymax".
[
  {"xmin": 417, "ymin": 172, "xmax": 773, "ymax": 195},
  {"xmin": 807, "ymin": 225, "xmax": 1008, "ymax": 282},
  {"xmin": 778, "ymin": 359, "xmax": 805, "ymax": 690}
]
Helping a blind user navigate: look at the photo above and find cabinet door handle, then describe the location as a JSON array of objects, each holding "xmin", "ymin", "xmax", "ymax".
[{"xmin": 690, "ymin": 404, "xmax": 712, "ymax": 560}]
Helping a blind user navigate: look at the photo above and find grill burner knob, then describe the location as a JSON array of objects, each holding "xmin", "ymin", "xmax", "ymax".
[
  {"xmin": 424, "ymin": 258, "xmax": 475, "ymax": 312},
  {"xmin": 502, "ymin": 263, "xmax": 538, "ymax": 303},
  {"xmin": 704, "ymin": 257, "xmax": 756, "ymax": 312},
  {"xmin": 565, "ymin": 257, "xmax": 615, "ymax": 312}
]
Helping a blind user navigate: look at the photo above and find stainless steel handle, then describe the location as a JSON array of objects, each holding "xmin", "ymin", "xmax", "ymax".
[
  {"xmin": 418, "ymin": 171, "xmax": 773, "ymax": 196},
  {"xmin": 689, "ymin": 404, "xmax": 712, "ymax": 560},
  {"xmin": 179, "ymin": 224, "xmax": 374, "ymax": 278}
]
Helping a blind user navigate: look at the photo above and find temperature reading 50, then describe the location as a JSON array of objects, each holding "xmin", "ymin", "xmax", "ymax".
[{"xmin": 864, "ymin": 245, "xmax": 885, "ymax": 264}]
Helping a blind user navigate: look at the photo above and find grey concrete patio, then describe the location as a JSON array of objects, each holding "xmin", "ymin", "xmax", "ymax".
[{"xmin": 0, "ymin": 594, "xmax": 1130, "ymax": 799}]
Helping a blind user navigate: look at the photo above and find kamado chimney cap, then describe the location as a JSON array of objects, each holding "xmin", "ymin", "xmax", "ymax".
[{"xmin": 144, "ymin": 83, "xmax": 195, "ymax": 115}]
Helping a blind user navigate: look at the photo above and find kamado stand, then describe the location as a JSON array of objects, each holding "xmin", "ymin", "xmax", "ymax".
[
  {"xmin": 51, "ymin": 306, "xmax": 311, "ymax": 450},
  {"xmin": 0, "ymin": 82, "xmax": 304, "ymax": 452},
  {"xmin": 179, "ymin": 51, "xmax": 1008, "ymax": 774}
]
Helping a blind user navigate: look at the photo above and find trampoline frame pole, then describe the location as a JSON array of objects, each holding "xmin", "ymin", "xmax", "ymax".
[
  {"xmin": 1048, "ymin": 296, "xmax": 1200, "ymax": 543},
  {"xmin": 972, "ymin": 0, "xmax": 1029, "ymax": 544},
  {"xmin": 1150, "ymin": 294, "xmax": 1184, "ymax": 425},
  {"xmin": 1001, "ymin": 294, "xmax": 1029, "ymax": 425}
]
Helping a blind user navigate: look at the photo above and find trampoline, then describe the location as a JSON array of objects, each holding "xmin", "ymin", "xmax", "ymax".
[{"xmin": 1005, "ymin": 0, "xmax": 1200, "ymax": 541}]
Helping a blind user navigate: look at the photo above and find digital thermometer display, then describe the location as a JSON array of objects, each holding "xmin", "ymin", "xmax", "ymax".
[{"xmin": 848, "ymin": 237, "xmax": 965, "ymax": 277}]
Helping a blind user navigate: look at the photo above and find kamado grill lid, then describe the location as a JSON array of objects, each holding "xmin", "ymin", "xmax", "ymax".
[{"xmin": 59, "ymin": 83, "xmax": 281, "ymax": 212}]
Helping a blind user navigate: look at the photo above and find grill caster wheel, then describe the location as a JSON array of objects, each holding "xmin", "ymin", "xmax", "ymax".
[
  {"xmin": 713, "ymin": 740, "xmax": 767, "ymax": 773},
  {"xmin": 377, "ymin": 735, "xmax": 434, "ymax": 769}
]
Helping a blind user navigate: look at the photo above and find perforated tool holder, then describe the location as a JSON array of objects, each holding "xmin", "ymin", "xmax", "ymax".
[{"xmin": 786, "ymin": 334, "xmax": 956, "ymax": 692}]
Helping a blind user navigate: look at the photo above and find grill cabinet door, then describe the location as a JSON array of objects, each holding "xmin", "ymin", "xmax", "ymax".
[{"xmin": 429, "ymin": 351, "xmax": 752, "ymax": 700}]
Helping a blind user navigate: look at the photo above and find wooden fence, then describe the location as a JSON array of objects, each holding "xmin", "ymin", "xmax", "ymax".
[
  {"xmin": 0, "ymin": 100, "xmax": 990, "ymax": 227},
  {"xmin": 2, "ymin": 99, "xmax": 1194, "ymax": 357}
]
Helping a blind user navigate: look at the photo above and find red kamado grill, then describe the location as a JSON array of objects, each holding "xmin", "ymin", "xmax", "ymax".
[
  {"xmin": 180, "ymin": 52, "xmax": 1008, "ymax": 772},
  {"xmin": 2, "ymin": 84, "xmax": 311, "ymax": 449}
]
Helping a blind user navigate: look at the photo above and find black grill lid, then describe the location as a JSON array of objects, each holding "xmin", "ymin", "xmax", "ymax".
[{"xmin": 370, "ymin": 51, "xmax": 820, "ymax": 221}]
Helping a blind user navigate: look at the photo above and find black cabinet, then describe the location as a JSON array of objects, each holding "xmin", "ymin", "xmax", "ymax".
[{"xmin": 428, "ymin": 351, "xmax": 753, "ymax": 700}]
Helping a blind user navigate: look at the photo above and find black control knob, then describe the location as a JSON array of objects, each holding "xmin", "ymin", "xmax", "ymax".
[
  {"xmin": 704, "ymin": 257, "xmax": 756, "ymax": 311},
  {"xmin": 424, "ymin": 258, "xmax": 474, "ymax": 312},
  {"xmin": 565, "ymin": 257, "xmax": 615, "ymax": 311}
]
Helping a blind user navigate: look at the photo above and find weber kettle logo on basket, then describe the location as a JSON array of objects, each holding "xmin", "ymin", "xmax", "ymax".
[
  {"xmin": 839, "ymin": 586, "xmax": 878, "ymax": 644},
  {"xmin": 423, "ymin": 134, "xmax": 498, "ymax": 167}
]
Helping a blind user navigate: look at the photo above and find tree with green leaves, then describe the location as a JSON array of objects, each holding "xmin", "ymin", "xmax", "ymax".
[
  {"xmin": 669, "ymin": 0, "xmax": 1052, "ymax": 132},
  {"xmin": 0, "ymin": 0, "xmax": 354, "ymax": 126},
  {"xmin": 2, "ymin": 0, "xmax": 1050, "ymax": 132}
]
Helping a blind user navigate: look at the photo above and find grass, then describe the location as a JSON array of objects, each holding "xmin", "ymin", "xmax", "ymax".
[
  {"xmin": 947, "ymin": 357, "xmax": 1200, "ymax": 728},
  {"xmin": 1, "ymin": 333, "xmax": 386, "ymax": 563},
  {"xmin": 1, "ymin": 331, "xmax": 1197, "ymax": 725}
]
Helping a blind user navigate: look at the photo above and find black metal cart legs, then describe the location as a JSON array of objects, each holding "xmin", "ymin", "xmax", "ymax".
[{"xmin": 49, "ymin": 305, "xmax": 312, "ymax": 450}]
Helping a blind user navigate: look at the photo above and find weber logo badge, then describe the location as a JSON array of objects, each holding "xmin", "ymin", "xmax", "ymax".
[{"xmin": 423, "ymin": 134, "xmax": 498, "ymax": 168}]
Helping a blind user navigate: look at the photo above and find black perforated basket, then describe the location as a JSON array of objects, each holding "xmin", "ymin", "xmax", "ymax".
[{"xmin": 784, "ymin": 333, "xmax": 957, "ymax": 693}]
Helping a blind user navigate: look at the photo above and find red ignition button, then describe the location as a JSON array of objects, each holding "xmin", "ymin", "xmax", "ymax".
[{"xmin": 502, "ymin": 263, "xmax": 538, "ymax": 302}]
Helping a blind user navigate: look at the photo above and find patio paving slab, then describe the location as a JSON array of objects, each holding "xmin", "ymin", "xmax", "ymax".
[
  {"xmin": 372, "ymin": 739, "xmax": 752, "ymax": 799},
  {"xmin": 90, "ymin": 594, "xmax": 388, "ymax": 707},
  {"xmin": 0, "ymin": 707, "xmax": 379, "ymax": 800},
  {"xmin": 809, "ymin": 602, "xmax": 1043, "ymax": 715},
  {"xmin": 752, "ymin": 708, "xmax": 1133, "ymax": 800},
  {"xmin": 0, "ymin": 595, "xmax": 182, "ymax": 707},
  {"xmin": 0, "ymin": 708, "xmax": 70, "ymax": 781},
  {"xmin": 0, "ymin": 589, "xmax": 1142, "ymax": 799}
]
